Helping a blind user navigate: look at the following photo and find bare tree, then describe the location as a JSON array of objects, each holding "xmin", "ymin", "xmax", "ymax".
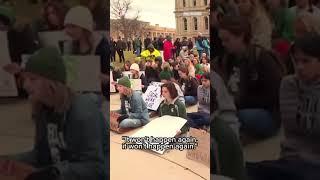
[{"xmin": 111, "ymin": 0, "xmax": 148, "ymax": 40}]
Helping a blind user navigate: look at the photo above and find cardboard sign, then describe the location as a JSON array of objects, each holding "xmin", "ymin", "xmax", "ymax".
[
  {"xmin": 130, "ymin": 79, "xmax": 142, "ymax": 91},
  {"xmin": 38, "ymin": 31, "xmax": 71, "ymax": 53},
  {"xmin": 110, "ymin": 71, "xmax": 116, "ymax": 92},
  {"xmin": 0, "ymin": 32, "xmax": 18, "ymax": 97},
  {"xmin": 22, "ymin": 55, "xmax": 100, "ymax": 92},
  {"xmin": 0, "ymin": 160, "xmax": 34, "ymax": 179},
  {"xmin": 142, "ymin": 82, "xmax": 164, "ymax": 110},
  {"xmin": 122, "ymin": 71, "xmax": 145, "ymax": 79},
  {"xmin": 130, "ymin": 115, "xmax": 187, "ymax": 154},
  {"xmin": 186, "ymin": 128, "xmax": 210, "ymax": 167}
]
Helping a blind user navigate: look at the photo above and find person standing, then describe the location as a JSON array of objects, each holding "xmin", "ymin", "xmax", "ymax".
[
  {"xmin": 173, "ymin": 38, "xmax": 181, "ymax": 58},
  {"xmin": 133, "ymin": 36, "xmax": 142, "ymax": 56},
  {"xmin": 116, "ymin": 37, "xmax": 125, "ymax": 63},
  {"xmin": 144, "ymin": 34, "xmax": 152, "ymax": 49},
  {"xmin": 127, "ymin": 39, "xmax": 131, "ymax": 51},
  {"xmin": 163, "ymin": 36, "xmax": 173, "ymax": 62},
  {"xmin": 110, "ymin": 37, "xmax": 116, "ymax": 62}
]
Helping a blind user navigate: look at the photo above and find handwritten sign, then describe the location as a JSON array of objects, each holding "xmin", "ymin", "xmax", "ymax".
[
  {"xmin": 186, "ymin": 128, "xmax": 210, "ymax": 167},
  {"xmin": 38, "ymin": 31, "xmax": 71, "ymax": 53},
  {"xmin": 130, "ymin": 79, "xmax": 142, "ymax": 91},
  {"xmin": 22, "ymin": 55, "xmax": 100, "ymax": 92},
  {"xmin": 142, "ymin": 82, "xmax": 164, "ymax": 110},
  {"xmin": 122, "ymin": 71, "xmax": 145, "ymax": 79},
  {"xmin": 110, "ymin": 71, "xmax": 116, "ymax": 92},
  {"xmin": 0, "ymin": 32, "xmax": 18, "ymax": 97},
  {"xmin": 131, "ymin": 115, "xmax": 187, "ymax": 154}
]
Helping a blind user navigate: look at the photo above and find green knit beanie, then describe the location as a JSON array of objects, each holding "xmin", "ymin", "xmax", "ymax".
[
  {"xmin": 25, "ymin": 47, "xmax": 66, "ymax": 84},
  {"xmin": 0, "ymin": 6, "xmax": 15, "ymax": 26},
  {"xmin": 159, "ymin": 70, "xmax": 172, "ymax": 80},
  {"xmin": 117, "ymin": 76, "xmax": 131, "ymax": 88}
]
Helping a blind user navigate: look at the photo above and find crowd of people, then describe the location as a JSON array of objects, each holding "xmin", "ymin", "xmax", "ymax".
[
  {"xmin": 110, "ymin": 32, "xmax": 211, "ymax": 134},
  {"xmin": 211, "ymin": 0, "xmax": 320, "ymax": 179},
  {"xmin": 0, "ymin": 0, "xmax": 109, "ymax": 179}
]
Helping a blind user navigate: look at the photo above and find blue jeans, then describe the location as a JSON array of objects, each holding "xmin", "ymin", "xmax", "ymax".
[
  {"xmin": 187, "ymin": 112, "xmax": 210, "ymax": 129},
  {"xmin": 247, "ymin": 159, "xmax": 320, "ymax": 180},
  {"xmin": 238, "ymin": 109, "xmax": 277, "ymax": 138},
  {"xmin": 135, "ymin": 48, "xmax": 141, "ymax": 56},
  {"xmin": 184, "ymin": 96, "xmax": 197, "ymax": 106},
  {"xmin": 119, "ymin": 118, "xmax": 142, "ymax": 128}
]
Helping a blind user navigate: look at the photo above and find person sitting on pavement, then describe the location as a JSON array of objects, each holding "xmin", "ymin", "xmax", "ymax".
[
  {"xmin": 159, "ymin": 82, "xmax": 188, "ymax": 133},
  {"xmin": 187, "ymin": 73, "xmax": 210, "ymax": 129},
  {"xmin": 129, "ymin": 63, "xmax": 148, "ymax": 92},
  {"xmin": 246, "ymin": 33, "xmax": 320, "ymax": 180},
  {"xmin": 112, "ymin": 77, "xmax": 150, "ymax": 132},
  {"xmin": 178, "ymin": 66, "xmax": 199, "ymax": 106},
  {"xmin": 159, "ymin": 70, "xmax": 185, "ymax": 105},
  {"xmin": 1, "ymin": 47, "xmax": 108, "ymax": 180}
]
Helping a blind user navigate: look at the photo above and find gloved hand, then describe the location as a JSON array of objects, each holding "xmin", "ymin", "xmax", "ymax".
[{"xmin": 24, "ymin": 167, "xmax": 60, "ymax": 180}]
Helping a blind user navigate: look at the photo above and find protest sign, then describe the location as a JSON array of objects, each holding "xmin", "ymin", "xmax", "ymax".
[
  {"xmin": 110, "ymin": 71, "xmax": 116, "ymax": 92},
  {"xmin": 22, "ymin": 55, "xmax": 100, "ymax": 92},
  {"xmin": 130, "ymin": 115, "xmax": 187, "ymax": 154},
  {"xmin": 122, "ymin": 71, "xmax": 145, "ymax": 79},
  {"xmin": 142, "ymin": 82, "xmax": 163, "ymax": 110},
  {"xmin": 130, "ymin": 79, "xmax": 142, "ymax": 91},
  {"xmin": 0, "ymin": 32, "xmax": 18, "ymax": 97},
  {"xmin": 38, "ymin": 31, "xmax": 71, "ymax": 53},
  {"xmin": 186, "ymin": 128, "xmax": 210, "ymax": 167}
]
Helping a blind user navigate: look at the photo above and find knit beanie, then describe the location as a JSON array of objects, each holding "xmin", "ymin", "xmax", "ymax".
[
  {"xmin": 0, "ymin": 6, "xmax": 15, "ymax": 26},
  {"xmin": 159, "ymin": 70, "xmax": 172, "ymax": 80},
  {"xmin": 25, "ymin": 47, "xmax": 66, "ymax": 84},
  {"xmin": 64, "ymin": 6, "xmax": 93, "ymax": 32},
  {"xmin": 130, "ymin": 63, "xmax": 140, "ymax": 72},
  {"xmin": 117, "ymin": 76, "xmax": 131, "ymax": 88}
]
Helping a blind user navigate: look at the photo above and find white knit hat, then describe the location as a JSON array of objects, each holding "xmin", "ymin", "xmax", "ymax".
[
  {"xmin": 64, "ymin": 6, "xmax": 93, "ymax": 32},
  {"xmin": 130, "ymin": 63, "xmax": 140, "ymax": 72}
]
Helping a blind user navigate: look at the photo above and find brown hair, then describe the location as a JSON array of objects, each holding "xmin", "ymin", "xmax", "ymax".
[
  {"xmin": 161, "ymin": 82, "xmax": 178, "ymax": 99},
  {"xmin": 178, "ymin": 66, "xmax": 189, "ymax": 76},
  {"xmin": 43, "ymin": 1, "xmax": 68, "ymax": 29},
  {"xmin": 220, "ymin": 15, "xmax": 252, "ymax": 44}
]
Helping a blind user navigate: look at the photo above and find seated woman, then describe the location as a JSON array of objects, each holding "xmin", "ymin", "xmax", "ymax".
[
  {"xmin": 178, "ymin": 66, "xmax": 199, "ymax": 106},
  {"xmin": 113, "ymin": 77, "xmax": 150, "ymax": 132},
  {"xmin": 159, "ymin": 82, "xmax": 188, "ymax": 134},
  {"xmin": 130, "ymin": 63, "xmax": 148, "ymax": 92},
  {"xmin": 1, "ymin": 47, "xmax": 108, "ymax": 180},
  {"xmin": 160, "ymin": 70, "xmax": 185, "ymax": 105},
  {"xmin": 63, "ymin": 6, "xmax": 109, "ymax": 99},
  {"xmin": 187, "ymin": 73, "xmax": 210, "ymax": 129}
]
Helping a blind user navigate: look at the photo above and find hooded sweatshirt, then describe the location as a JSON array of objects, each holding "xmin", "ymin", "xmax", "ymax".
[{"xmin": 280, "ymin": 75, "xmax": 320, "ymax": 165}]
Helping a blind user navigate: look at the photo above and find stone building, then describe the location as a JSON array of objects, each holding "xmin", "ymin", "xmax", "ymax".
[{"xmin": 175, "ymin": 0, "xmax": 210, "ymax": 38}]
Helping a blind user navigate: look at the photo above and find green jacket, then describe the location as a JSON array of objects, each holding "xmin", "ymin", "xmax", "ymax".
[
  {"xmin": 211, "ymin": 117, "xmax": 247, "ymax": 180},
  {"xmin": 159, "ymin": 98, "xmax": 188, "ymax": 133},
  {"xmin": 273, "ymin": 8, "xmax": 295, "ymax": 42}
]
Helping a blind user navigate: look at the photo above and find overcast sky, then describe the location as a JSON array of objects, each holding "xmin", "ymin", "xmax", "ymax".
[{"xmin": 111, "ymin": 0, "xmax": 176, "ymax": 29}]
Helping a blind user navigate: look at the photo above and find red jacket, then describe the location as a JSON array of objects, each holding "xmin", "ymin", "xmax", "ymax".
[{"xmin": 163, "ymin": 40, "xmax": 173, "ymax": 61}]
